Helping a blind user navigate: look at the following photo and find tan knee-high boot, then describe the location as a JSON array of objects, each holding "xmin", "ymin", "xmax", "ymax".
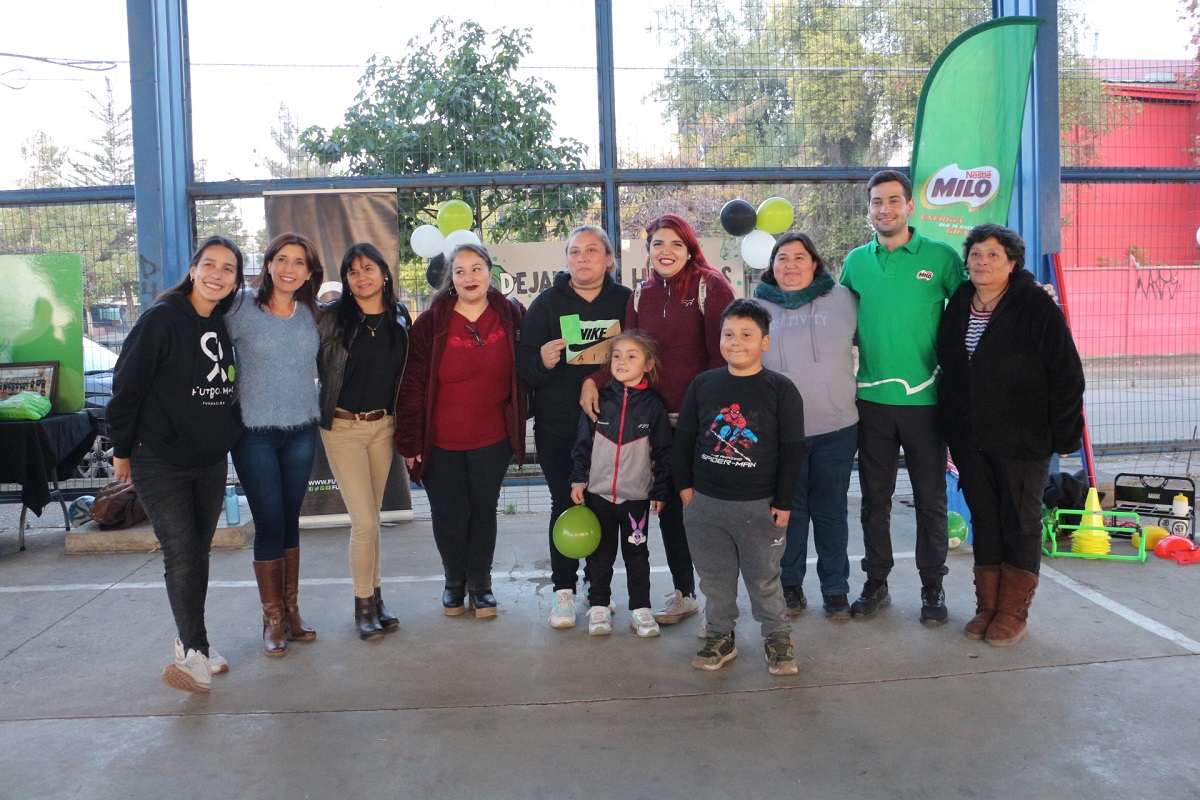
[
  {"xmin": 985, "ymin": 564, "xmax": 1039, "ymax": 647},
  {"xmin": 964, "ymin": 565, "xmax": 1001, "ymax": 641},
  {"xmin": 252, "ymin": 559, "xmax": 288, "ymax": 657},
  {"xmin": 282, "ymin": 547, "xmax": 317, "ymax": 642}
]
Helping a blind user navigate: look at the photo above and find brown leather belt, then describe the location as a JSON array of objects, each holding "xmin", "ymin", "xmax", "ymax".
[{"xmin": 333, "ymin": 408, "xmax": 389, "ymax": 421}]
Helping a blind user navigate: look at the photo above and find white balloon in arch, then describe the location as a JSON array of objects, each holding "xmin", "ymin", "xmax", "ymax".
[
  {"xmin": 740, "ymin": 229, "xmax": 776, "ymax": 271},
  {"xmin": 442, "ymin": 229, "xmax": 483, "ymax": 260}
]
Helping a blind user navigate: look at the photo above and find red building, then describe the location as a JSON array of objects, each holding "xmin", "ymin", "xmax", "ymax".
[{"xmin": 1059, "ymin": 60, "xmax": 1200, "ymax": 357}]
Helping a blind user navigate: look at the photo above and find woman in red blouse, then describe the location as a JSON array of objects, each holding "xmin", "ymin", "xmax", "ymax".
[{"xmin": 394, "ymin": 243, "xmax": 526, "ymax": 618}]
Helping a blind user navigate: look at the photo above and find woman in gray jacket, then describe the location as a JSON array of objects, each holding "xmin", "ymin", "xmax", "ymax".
[{"xmin": 756, "ymin": 233, "xmax": 859, "ymax": 620}]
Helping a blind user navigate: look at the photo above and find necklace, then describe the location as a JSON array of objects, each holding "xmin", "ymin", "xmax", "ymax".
[
  {"xmin": 570, "ymin": 278, "xmax": 603, "ymax": 294},
  {"xmin": 972, "ymin": 286, "xmax": 1008, "ymax": 312},
  {"xmin": 362, "ymin": 313, "xmax": 384, "ymax": 337}
]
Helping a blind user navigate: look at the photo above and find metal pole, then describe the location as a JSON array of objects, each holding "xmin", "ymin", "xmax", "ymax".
[
  {"xmin": 127, "ymin": 0, "xmax": 193, "ymax": 310},
  {"xmin": 595, "ymin": 1, "xmax": 621, "ymax": 270}
]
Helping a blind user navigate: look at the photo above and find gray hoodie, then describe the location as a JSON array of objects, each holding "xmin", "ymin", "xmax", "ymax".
[{"xmin": 758, "ymin": 284, "xmax": 859, "ymax": 437}]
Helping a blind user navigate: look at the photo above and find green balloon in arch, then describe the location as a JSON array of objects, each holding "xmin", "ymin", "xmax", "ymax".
[
  {"xmin": 755, "ymin": 197, "xmax": 795, "ymax": 235},
  {"xmin": 437, "ymin": 200, "xmax": 474, "ymax": 235}
]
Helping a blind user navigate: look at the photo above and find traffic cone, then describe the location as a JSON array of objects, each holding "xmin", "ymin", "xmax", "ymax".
[{"xmin": 1081, "ymin": 487, "xmax": 1104, "ymax": 531}]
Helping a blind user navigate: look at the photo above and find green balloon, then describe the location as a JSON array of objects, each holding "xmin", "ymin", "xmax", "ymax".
[
  {"xmin": 437, "ymin": 200, "xmax": 474, "ymax": 235},
  {"xmin": 756, "ymin": 197, "xmax": 795, "ymax": 235},
  {"xmin": 948, "ymin": 511, "xmax": 969, "ymax": 548},
  {"xmin": 553, "ymin": 505, "xmax": 602, "ymax": 559}
]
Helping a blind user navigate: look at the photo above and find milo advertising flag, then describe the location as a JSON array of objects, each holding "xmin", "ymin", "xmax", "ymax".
[{"xmin": 910, "ymin": 17, "xmax": 1041, "ymax": 249}]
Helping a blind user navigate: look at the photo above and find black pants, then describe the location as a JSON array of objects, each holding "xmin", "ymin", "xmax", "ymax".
[
  {"xmin": 424, "ymin": 439, "xmax": 512, "ymax": 592},
  {"xmin": 950, "ymin": 444, "xmax": 1049, "ymax": 574},
  {"xmin": 658, "ymin": 427, "xmax": 696, "ymax": 596},
  {"xmin": 584, "ymin": 493, "xmax": 652, "ymax": 609},
  {"xmin": 132, "ymin": 446, "xmax": 227, "ymax": 655},
  {"xmin": 856, "ymin": 400, "xmax": 948, "ymax": 584},
  {"xmin": 536, "ymin": 428, "xmax": 586, "ymax": 592}
]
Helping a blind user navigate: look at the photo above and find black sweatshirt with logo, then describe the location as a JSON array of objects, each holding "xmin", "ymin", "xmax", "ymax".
[{"xmin": 108, "ymin": 292, "xmax": 242, "ymax": 467}]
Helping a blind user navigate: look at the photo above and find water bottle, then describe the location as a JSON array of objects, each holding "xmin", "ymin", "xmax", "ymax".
[{"xmin": 225, "ymin": 485, "xmax": 240, "ymax": 525}]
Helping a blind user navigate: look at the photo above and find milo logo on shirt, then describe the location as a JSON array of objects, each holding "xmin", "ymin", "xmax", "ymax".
[{"xmin": 193, "ymin": 331, "xmax": 235, "ymax": 401}]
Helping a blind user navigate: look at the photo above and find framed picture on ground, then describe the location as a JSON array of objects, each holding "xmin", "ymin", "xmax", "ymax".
[{"xmin": 0, "ymin": 361, "xmax": 60, "ymax": 403}]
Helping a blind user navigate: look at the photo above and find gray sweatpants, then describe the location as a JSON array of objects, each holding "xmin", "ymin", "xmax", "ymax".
[{"xmin": 683, "ymin": 491, "xmax": 790, "ymax": 639}]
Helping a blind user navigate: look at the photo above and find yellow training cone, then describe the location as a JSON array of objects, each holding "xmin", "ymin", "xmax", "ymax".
[{"xmin": 1081, "ymin": 487, "xmax": 1104, "ymax": 531}]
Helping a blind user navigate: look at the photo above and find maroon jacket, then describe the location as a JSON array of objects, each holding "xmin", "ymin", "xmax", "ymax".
[
  {"xmin": 625, "ymin": 268, "xmax": 735, "ymax": 413},
  {"xmin": 394, "ymin": 288, "xmax": 527, "ymax": 484}
]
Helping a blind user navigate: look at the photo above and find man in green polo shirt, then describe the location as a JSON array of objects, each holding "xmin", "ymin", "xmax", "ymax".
[{"xmin": 839, "ymin": 170, "xmax": 964, "ymax": 626}]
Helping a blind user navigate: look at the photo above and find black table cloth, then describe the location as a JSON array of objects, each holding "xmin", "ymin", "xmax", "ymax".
[{"xmin": 0, "ymin": 411, "xmax": 98, "ymax": 514}]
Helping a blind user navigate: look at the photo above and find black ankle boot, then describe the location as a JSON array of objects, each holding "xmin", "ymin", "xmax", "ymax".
[
  {"xmin": 373, "ymin": 587, "xmax": 399, "ymax": 631},
  {"xmin": 442, "ymin": 585, "xmax": 466, "ymax": 617},
  {"xmin": 354, "ymin": 596, "xmax": 384, "ymax": 640},
  {"xmin": 469, "ymin": 589, "xmax": 498, "ymax": 619}
]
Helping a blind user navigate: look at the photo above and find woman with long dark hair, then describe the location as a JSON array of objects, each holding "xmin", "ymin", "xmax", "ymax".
[
  {"xmin": 582, "ymin": 213, "xmax": 735, "ymax": 629},
  {"xmin": 316, "ymin": 242, "xmax": 410, "ymax": 640},
  {"xmin": 108, "ymin": 235, "xmax": 245, "ymax": 693},
  {"xmin": 395, "ymin": 243, "xmax": 526, "ymax": 619},
  {"xmin": 226, "ymin": 232, "xmax": 323, "ymax": 657}
]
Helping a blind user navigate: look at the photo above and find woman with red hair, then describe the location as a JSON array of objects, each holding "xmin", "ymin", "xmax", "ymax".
[{"xmin": 583, "ymin": 214, "xmax": 735, "ymax": 627}]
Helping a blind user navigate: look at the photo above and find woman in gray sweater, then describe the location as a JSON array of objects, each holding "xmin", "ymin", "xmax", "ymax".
[
  {"xmin": 226, "ymin": 233, "xmax": 323, "ymax": 657},
  {"xmin": 756, "ymin": 232, "xmax": 859, "ymax": 620}
]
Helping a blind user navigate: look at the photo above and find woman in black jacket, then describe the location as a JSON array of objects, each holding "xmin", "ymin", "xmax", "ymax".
[
  {"xmin": 514, "ymin": 225, "xmax": 631, "ymax": 629},
  {"xmin": 936, "ymin": 224, "xmax": 1084, "ymax": 647},
  {"xmin": 108, "ymin": 235, "xmax": 245, "ymax": 693},
  {"xmin": 316, "ymin": 242, "xmax": 410, "ymax": 640}
]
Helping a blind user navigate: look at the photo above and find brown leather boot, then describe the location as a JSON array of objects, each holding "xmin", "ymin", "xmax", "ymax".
[
  {"xmin": 252, "ymin": 559, "xmax": 288, "ymax": 657},
  {"xmin": 282, "ymin": 547, "xmax": 317, "ymax": 642},
  {"xmin": 964, "ymin": 565, "xmax": 1001, "ymax": 641},
  {"xmin": 986, "ymin": 564, "xmax": 1039, "ymax": 647}
]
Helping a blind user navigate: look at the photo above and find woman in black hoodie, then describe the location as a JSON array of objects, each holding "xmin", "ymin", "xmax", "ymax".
[
  {"xmin": 516, "ymin": 226, "xmax": 632, "ymax": 629},
  {"xmin": 108, "ymin": 235, "xmax": 245, "ymax": 693}
]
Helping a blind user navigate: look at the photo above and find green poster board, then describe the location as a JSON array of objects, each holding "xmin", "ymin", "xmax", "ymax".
[{"xmin": 0, "ymin": 253, "xmax": 85, "ymax": 413}]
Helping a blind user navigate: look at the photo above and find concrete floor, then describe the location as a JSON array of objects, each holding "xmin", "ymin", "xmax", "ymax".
[{"xmin": 4, "ymin": 496, "xmax": 1200, "ymax": 799}]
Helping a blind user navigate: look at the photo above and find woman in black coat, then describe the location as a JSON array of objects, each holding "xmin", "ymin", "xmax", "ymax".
[{"xmin": 936, "ymin": 224, "xmax": 1084, "ymax": 647}]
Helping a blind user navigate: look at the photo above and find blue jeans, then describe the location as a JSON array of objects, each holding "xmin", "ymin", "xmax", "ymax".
[
  {"xmin": 232, "ymin": 424, "xmax": 318, "ymax": 560},
  {"xmin": 132, "ymin": 445, "xmax": 227, "ymax": 654},
  {"xmin": 780, "ymin": 424, "xmax": 857, "ymax": 596}
]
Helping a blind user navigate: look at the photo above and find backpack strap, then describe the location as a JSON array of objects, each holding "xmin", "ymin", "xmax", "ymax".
[{"xmin": 633, "ymin": 282, "xmax": 643, "ymax": 314}]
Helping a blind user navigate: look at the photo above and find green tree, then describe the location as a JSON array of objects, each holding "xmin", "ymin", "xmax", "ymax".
[
  {"xmin": 651, "ymin": 0, "xmax": 1120, "ymax": 267},
  {"xmin": 299, "ymin": 17, "xmax": 596, "ymax": 261},
  {"xmin": 67, "ymin": 77, "xmax": 138, "ymax": 310},
  {"xmin": 193, "ymin": 160, "xmax": 247, "ymax": 243},
  {"xmin": 70, "ymin": 77, "xmax": 133, "ymax": 187},
  {"xmin": 258, "ymin": 103, "xmax": 332, "ymax": 180}
]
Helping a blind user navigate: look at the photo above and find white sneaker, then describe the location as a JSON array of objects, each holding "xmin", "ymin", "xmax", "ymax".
[
  {"xmin": 164, "ymin": 638, "xmax": 211, "ymax": 693},
  {"xmin": 629, "ymin": 608, "xmax": 660, "ymax": 638},
  {"xmin": 208, "ymin": 647, "xmax": 228, "ymax": 675},
  {"xmin": 588, "ymin": 605, "xmax": 613, "ymax": 636},
  {"xmin": 549, "ymin": 589, "xmax": 577, "ymax": 628},
  {"xmin": 653, "ymin": 590, "xmax": 700, "ymax": 625}
]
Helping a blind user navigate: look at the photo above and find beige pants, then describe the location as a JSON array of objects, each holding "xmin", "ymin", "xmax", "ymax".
[{"xmin": 320, "ymin": 415, "xmax": 396, "ymax": 598}]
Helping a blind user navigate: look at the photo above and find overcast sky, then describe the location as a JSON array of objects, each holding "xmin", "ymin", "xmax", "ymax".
[{"xmin": 0, "ymin": 0, "xmax": 1193, "ymax": 188}]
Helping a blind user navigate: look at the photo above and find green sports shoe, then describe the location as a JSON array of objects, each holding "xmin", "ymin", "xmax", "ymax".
[
  {"xmin": 692, "ymin": 632, "xmax": 737, "ymax": 671},
  {"xmin": 764, "ymin": 631, "xmax": 798, "ymax": 675}
]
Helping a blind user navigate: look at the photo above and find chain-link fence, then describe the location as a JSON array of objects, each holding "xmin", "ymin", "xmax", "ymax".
[{"xmin": 1, "ymin": 0, "xmax": 1197, "ymax": 495}]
